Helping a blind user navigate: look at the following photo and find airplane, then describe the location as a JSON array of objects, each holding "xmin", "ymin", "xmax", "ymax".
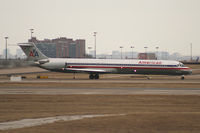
[{"xmin": 18, "ymin": 42, "xmax": 192, "ymax": 80}]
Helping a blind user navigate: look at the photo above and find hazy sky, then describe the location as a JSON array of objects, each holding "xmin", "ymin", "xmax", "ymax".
[{"xmin": 0, "ymin": 0, "xmax": 200, "ymax": 56}]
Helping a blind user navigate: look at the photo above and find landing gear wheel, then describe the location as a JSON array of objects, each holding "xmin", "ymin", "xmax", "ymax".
[
  {"xmin": 94, "ymin": 74, "xmax": 99, "ymax": 79},
  {"xmin": 89, "ymin": 74, "xmax": 99, "ymax": 79},
  {"xmin": 89, "ymin": 74, "xmax": 94, "ymax": 79}
]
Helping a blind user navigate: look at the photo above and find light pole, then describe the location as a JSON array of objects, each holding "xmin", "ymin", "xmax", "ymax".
[
  {"xmin": 120, "ymin": 46, "xmax": 123, "ymax": 59},
  {"xmin": 190, "ymin": 43, "xmax": 193, "ymax": 61},
  {"xmin": 130, "ymin": 46, "xmax": 134, "ymax": 59},
  {"xmin": 88, "ymin": 47, "xmax": 92, "ymax": 58},
  {"xmin": 29, "ymin": 29, "xmax": 34, "ymax": 39},
  {"xmin": 144, "ymin": 46, "xmax": 148, "ymax": 60},
  {"xmin": 156, "ymin": 47, "xmax": 159, "ymax": 60},
  {"xmin": 5, "ymin": 37, "xmax": 8, "ymax": 60},
  {"xmin": 144, "ymin": 46, "xmax": 148, "ymax": 53},
  {"xmin": 93, "ymin": 32, "xmax": 97, "ymax": 59}
]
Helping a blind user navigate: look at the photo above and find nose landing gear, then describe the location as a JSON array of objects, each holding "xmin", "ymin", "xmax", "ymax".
[{"xmin": 181, "ymin": 75, "xmax": 185, "ymax": 80}]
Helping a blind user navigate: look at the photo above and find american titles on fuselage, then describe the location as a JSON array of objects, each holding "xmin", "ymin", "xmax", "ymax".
[{"xmin": 138, "ymin": 61, "xmax": 162, "ymax": 65}]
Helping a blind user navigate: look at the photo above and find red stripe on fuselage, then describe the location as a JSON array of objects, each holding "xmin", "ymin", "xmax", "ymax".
[{"xmin": 68, "ymin": 66, "xmax": 190, "ymax": 70}]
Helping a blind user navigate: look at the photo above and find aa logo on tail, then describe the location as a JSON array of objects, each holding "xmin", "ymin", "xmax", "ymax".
[{"xmin": 29, "ymin": 49, "xmax": 39, "ymax": 57}]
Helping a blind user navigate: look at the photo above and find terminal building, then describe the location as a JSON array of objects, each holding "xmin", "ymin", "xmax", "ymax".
[
  {"xmin": 138, "ymin": 53, "xmax": 156, "ymax": 60},
  {"xmin": 29, "ymin": 37, "xmax": 85, "ymax": 58}
]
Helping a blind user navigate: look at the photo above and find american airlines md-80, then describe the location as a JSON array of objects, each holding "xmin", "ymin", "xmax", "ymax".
[{"xmin": 18, "ymin": 43, "xmax": 192, "ymax": 80}]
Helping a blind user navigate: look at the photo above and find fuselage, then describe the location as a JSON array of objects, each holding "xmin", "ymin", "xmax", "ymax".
[{"xmin": 38, "ymin": 58, "xmax": 192, "ymax": 75}]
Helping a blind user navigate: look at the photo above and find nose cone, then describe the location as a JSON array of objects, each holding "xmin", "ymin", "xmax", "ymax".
[{"xmin": 182, "ymin": 68, "xmax": 192, "ymax": 75}]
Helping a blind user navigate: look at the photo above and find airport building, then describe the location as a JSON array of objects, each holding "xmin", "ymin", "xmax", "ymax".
[
  {"xmin": 138, "ymin": 53, "xmax": 156, "ymax": 60},
  {"xmin": 29, "ymin": 37, "xmax": 85, "ymax": 58}
]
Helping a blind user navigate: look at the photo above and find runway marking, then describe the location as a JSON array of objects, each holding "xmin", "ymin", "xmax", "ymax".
[
  {"xmin": 1, "ymin": 89, "xmax": 200, "ymax": 95},
  {"xmin": 0, "ymin": 114, "xmax": 125, "ymax": 130},
  {"xmin": 1, "ymin": 79, "xmax": 200, "ymax": 84}
]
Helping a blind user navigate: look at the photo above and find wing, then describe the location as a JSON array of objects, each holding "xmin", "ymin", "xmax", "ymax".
[{"xmin": 65, "ymin": 68, "xmax": 116, "ymax": 73}]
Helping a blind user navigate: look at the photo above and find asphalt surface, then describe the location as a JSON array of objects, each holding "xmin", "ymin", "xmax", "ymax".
[
  {"xmin": 0, "ymin": 78, "xmax": 200, "ymax": 83},
  {"xmin": 1, "ymin": 87, "xmax": 200, "ymax": 95},
  {"xmin": 1, "ymin": 66, "xmax": 200, "ymax": 95}
]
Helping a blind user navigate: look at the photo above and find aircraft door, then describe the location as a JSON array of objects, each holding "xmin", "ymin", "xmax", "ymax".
[{"xmin": 65, "ymin": 63, "xmax": 68, "ymax": 68}]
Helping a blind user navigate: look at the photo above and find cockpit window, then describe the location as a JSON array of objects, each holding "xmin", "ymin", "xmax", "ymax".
[{"xmin": 178, "ymin": 63, "xmax": 185, "ymax": 67}]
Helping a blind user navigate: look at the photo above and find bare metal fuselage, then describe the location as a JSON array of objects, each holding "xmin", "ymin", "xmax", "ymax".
[{"xmin": 38, "ymin": 58, "xmax": 192, "ymax": 76}]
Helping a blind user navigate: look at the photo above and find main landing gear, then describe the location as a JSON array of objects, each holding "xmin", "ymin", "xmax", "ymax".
[{"xmin": 89, "ymin": 74, "xmax": 99, "ymax": 79}]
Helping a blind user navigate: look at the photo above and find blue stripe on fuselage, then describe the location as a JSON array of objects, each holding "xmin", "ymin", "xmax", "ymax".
[{"xmin": 67, "ymin": 63, "xmax": 177, "ymax": 67}]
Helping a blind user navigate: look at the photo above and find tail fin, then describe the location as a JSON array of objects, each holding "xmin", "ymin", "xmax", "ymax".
[{"xmin": 18, "ymin": 42, "xmax": 48, "ymax": 61}]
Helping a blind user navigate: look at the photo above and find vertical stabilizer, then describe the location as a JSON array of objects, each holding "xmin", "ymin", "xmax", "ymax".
[{"xmin": 18, "ymin": 42, "xmax": 48, "ymax": 61}]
